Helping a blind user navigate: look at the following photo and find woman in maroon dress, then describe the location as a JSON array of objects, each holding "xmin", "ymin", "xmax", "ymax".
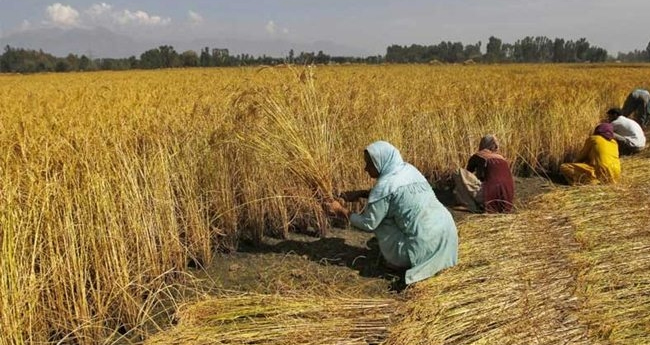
[{"xmin": 453, "ymin": 135, "xmax": 515, "ymax": 213}]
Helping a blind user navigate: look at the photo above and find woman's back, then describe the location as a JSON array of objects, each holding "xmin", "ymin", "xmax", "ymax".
[
  {"xmin": 468, "ymin": 151, "xmax": 515, "ymax": 212},
  {"xmin": 587, "ymin": 135, "xmax": 621, "ymax": 183},
  {"xmin": 371, "ymin": 164, "xmax": 458, "ymax": 285}
]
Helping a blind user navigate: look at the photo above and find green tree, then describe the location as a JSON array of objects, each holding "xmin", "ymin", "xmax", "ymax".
[
  {"xmin": 140, "ymin": 48, "xmax": 162, "ymax": 69},
  {"xmin": 159, "ymin": 45, "xmax": 180, "ymax": 68},
  {"xmin": 200, "ymin": 47, "xmax": 212, "ymax": 67},
  {"xmin": 0, "ymin": 45, "xmax": 18, "ymax": 72},
  {"xmin": 575, "ymin": 38, "xmax": 590, "ymax": 61},
  {"xmin": 534, "ymin": 36, "xmax": 553, "ymax": 62},
  {"xmin": 553, "ymin": 38, "xmax": 566, "ymax": 62},
  {"xmin": 315, "ymin": 50, "xmax": 329, "ymax": 64},
  {"xmin": 128, "ymin": 56, "xmax": 138, "ymax": 69},
  {"xmin": 485, "ymin": 36, "xmax": 503, "ymax": 63},
  {"xmin": 180, "ymin": 50, "xmax": 199, "ymax": 67},
  {"xmin": 464, "ymin": 41, "xmax": 482, "ymax": 61},
  {"xmin": 54, "ymin": 59, "xmax": 70, "ymax": 72},
  {"xmin": 212, "ymin": 48, "xmax": 229, "ymax": 66},
  {"xmin": 79, "ymin": 55, "xmax": 93, "ymax": 70}
]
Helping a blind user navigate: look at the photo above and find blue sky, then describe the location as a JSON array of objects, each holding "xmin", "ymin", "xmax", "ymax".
[{"xmin": 0, "ymin": 0, "xmax": 648, "ymax": 55}]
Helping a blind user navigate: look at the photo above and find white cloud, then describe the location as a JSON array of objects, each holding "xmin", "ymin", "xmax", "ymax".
[
  {"xmin": 114, "ymin": 9, "xmax": 171, "ymax": 26},
  {"xmin": 188, "ymin": 10, "xmax": 203, "ymax": 25},
  {"xmin": 46, "ymin": 3, "xmax": 80, "ymax": 27},
  {"xmin": 83, "ymin": 3, "xmax": 171, "ymax": 27},
  {"xmin": 282, "ymin": 28, "xmax": 289, "ymax": 34},
  {"xmin": 87, "ymin": 3, "xmax": 113, "ymax": 18},
  {"xmin": 265, "ymin": 20, "xmax": 276, "ymax": 34}
]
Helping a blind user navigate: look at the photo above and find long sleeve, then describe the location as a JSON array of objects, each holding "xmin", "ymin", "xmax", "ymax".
[{"xmin": 349, "ymin": 197, "xmax": 390, "ymax": 232}]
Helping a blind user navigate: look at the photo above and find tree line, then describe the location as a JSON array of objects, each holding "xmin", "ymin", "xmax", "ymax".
[
  {"xmin": 1, "ymin": 35, "xmax": 650, "ymax": 73},
  {"xmin": 0, "ymin": 44, "xmax": 383, "ymax": 73},
  {"xmin": 386, "ymin": 36, "xmax": 612, "ymax": 63}
]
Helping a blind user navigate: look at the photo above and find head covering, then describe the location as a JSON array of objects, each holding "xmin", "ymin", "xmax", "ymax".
[
  {"xmin": 478, "ymin": 134, "xmax": 499, "ymax": 151},
  {"xmin": 365, "ymin": 141, "xmax": 404, "ymax": 177},
  {"xmin": 594, "ymin": 123, "xmax": 614, "ymax": 140},
  {"xmin": 365, "ymin": 141, "xmax": 428, "ymax": 203}
]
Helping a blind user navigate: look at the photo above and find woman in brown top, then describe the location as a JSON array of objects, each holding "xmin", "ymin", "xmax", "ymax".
[{"xmin": 453, "ymin": 135, "xmax": 515, "ymax": 213}]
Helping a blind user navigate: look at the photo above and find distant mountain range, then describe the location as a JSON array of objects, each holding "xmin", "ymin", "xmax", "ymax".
[{"xmin": 0, "ymin": 27, "xmax": 373, "ymax": 59}]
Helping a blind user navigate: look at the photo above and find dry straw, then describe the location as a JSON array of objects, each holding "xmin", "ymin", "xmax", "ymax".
[
  {"xmin": 2, "ymin": 65, "xmax": 650, "ymax": 344},
  {"xmin": 145, "ymin": 294, "xmax": 400, "ymax": 345},
  {"xmin": 234, "ymin": 67, "xmax": 335, "ymax": 196},
  {"xmin": 151, "ymin": 151, "xmax": 649, "ymax": 344},
  {"xmin": 386, "ymin": 152, "xmax": 650, "ymax": 344}
]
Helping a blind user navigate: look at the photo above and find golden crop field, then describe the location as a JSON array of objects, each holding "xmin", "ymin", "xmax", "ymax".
[{"xmin": 1, "ymin": 64, "xmax": 649, "ymax": 344}]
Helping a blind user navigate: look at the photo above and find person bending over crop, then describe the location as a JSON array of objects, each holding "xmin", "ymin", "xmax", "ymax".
[
  {"xmin": 322, "ymin": 140, "xmax": 458, "ymax": 285},
  {"xmin": 621, "ymin": 88, "xmax": 650, "ymax": 128},
  {"xmin": 606, "ymin": 107, "xmax": 646, "ymax": 155},
  {"xmin": 452, "ymin": 134, "xmax": 515, "ymax": 213},
  {"xmin": 560, "ymin": 123, "xmax": 621, "ymax": 185}
]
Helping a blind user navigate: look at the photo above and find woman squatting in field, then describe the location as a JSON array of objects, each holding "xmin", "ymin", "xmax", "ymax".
[
  {"xmin": 323, "ymin": 141, "xmax": 458, "ymax": 285},
  {"xmin": 560, "ymin": 123, "xmax": 621, "ymax": 185},
  {"xmin": 606, "ymin": 107, "xmax": 646, "ymax": 156},
  {"xmin": 452, "ymin": 135, "xmax": 515, "ymax": 213},
  {"xmin": 621, "ymin": 88, "xmax": 650, "ymax": 129}
]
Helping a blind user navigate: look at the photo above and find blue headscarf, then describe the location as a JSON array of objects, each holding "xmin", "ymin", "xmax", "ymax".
[
  {"xmin": 366, "ymin": 141, "xmax": 429, "ymax": 203},
  {"xmin": 366, "ymin": 141, "xmax": 404, "ymax": 177}
]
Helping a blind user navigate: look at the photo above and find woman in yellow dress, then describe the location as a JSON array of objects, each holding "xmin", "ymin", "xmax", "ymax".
[{"xmin": 560, "ymin": 123, "xmax": 621, "ymax": 185}]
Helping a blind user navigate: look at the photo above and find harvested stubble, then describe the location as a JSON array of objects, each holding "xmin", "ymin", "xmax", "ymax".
[
  {"xmin": 386, "ymin": 153, "xmax": 650, "ymax": 344},
  {"xmin": 145, "ymin": 294, "xmax": 400, "ymax": 345},
  {"xmin": 550, "ymin": 153, "xmax": 650, "ymax": 343},
  {"xmin": 144, "ymin": 154, "xmax": 650, "ymax": 344},
  {"xmin": 387, "ymin": 211, "xmax": 593, "ymax": 344}
]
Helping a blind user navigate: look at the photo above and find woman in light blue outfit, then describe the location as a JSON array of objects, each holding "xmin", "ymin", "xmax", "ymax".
[{"xmin": 324, "ymin": 141, "xmax": 458, "ymax": 284}]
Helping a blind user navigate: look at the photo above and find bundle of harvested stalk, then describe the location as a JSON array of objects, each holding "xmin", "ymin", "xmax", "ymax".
[{"xmin": 145, "ymin": 294, "xmax": 401, "ymax": 345}]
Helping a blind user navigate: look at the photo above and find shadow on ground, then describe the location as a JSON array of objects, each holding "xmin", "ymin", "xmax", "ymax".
[
  {"xmin": 238, "ymin": 235, "xmax": 408, "ymax": 291},
  {"xmin": 195, "ymin": 174, "xmax": 556, "ymax": 297}
]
